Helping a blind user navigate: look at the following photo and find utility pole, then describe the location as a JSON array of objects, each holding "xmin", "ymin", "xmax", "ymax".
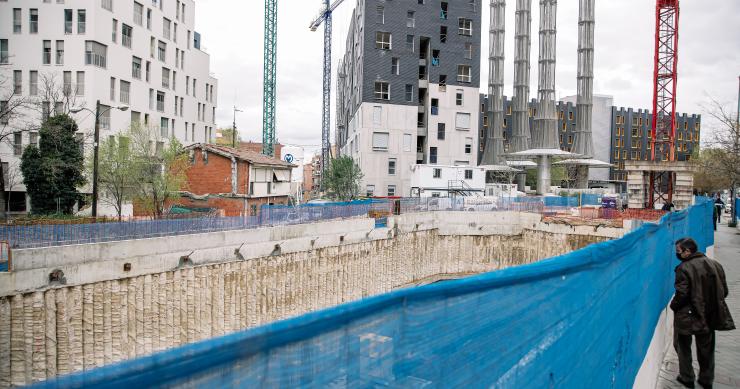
[
  {"xmin": 232, "ymin": 106, "xmax": 242, "ymax": 148},
  {"xmin": 92, "ymin": 100, "xmax": 101, "ymax": 218},
  {"xmin": 733, "ymin": 76, "xmax": 739, "ymax": 225}
]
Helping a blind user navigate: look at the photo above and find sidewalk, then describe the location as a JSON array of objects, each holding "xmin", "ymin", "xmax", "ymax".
[{"xmin": 656, "ymin": 222, "xmax": 740, "ymax": 388}]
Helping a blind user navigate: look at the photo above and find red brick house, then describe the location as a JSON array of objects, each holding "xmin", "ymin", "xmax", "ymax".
[{"xmin": 177, "ymin": 143, "xmax": 295, "ymax": 216}]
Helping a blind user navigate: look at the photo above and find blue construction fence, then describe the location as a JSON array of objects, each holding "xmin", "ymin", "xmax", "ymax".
[{"xmin": 30, "ymin": 198, "xmax": 715, "ymax": 388}]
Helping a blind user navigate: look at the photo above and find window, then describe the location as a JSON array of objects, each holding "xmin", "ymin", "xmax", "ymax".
[
  {"xmin": 110, "ymin": 77, "xmax": 116, "ymax": 100},
  {"xmin": 465, "ymin": 138, "xmax": 472, "ymax": 154},
  {"xmin": 405, "ymin": 84, "xmax": 413, "ymax": 102},
  {"xmin": 30, "ymin": 71, "xmax": 38, "ymax": 95},
  {"xmin": 85, "ymin": 41, "xmax": 107, "ymax": 68},
  {"xmin": 403, "ymin": 134, "xmax": 412, "ymax": 152},
  {"xmin": 160, "ymin": 117, "xmax": 169, "ymax": 138},
  {"xmin": 372, "ymin": 106, "xmax": 382, "ymax": 126},
  {"xmin": 162, "ymin": 67, "xmax": 170, "ymax": 89},
  {"xmin": 437, "ymin": 123, "xmax": 446, "ymax": 140},
  {"xmin": 464, "ymin": 170, "xmax": 473, "ymax": 179},
  {"xmin": 0, "ymin": 40, "xmax": 8, "ymax": 64},
  {"xmin": 13, "ymin": 8, "xmax": 21, "ymax": 33},
  {"xmin": 440, "ymin": 2, "xmax": 448, "ymax": 19},
  {"xmin": 375, "ymin": 32, "xmax": 391, "ymax": 50},
  {"xmin": 163, "ymin": 18, "xmax": 171, "ymax": 40},
  {"xmin": 366, "ymin": 185, "xmax": 375, "ymax": 197},
  {"xmin": 376, "ymin": 6, "xmax": 384, "ymax": 24},
  {"xmin": 77, "ymin": 10, "xmax": 86, "ymax": 34},
  {"xmin": 111, "ymin": 19, "xmax": 118, "ymax": 42},
  {"xmin": 455, "ymin": 113, "xmax": 471, "ymax": 129},
  {"xmin": 13, "ymin": 70, "xmax": 21, "ymax": 94},
  {"xmin": 43, "ymin": 40, "xmax": 51, "ymax": 64},
  {"xmin": 458, "ymin": 18, "xmax": 472, "ymax": 36},
  {"xmin": 0, "ymin": 102, "xmax": 7, "ymax": 125},
  {"xmin": 64, "ymin": 9, "xmax": 73, "ymax": 34},
  {"xmin": 374, "ymin": 81, "xmax": 389, "ymax": 100},
  {"xmin": 431, "ymin": 98, "xmax": 439, "ymax": 115},
  {"xmin": 372, "ymin": 132, "xmax": 389, "ymax": 151},
  {"xmin": 391, "ymin": 57, "xmax": 399, "ymax": 75},
  {"xmin": 567, "ymin": 135, "xmax": 573, "ymax": 144},
  {"xmin": 30, "ymin": 9, "xmax": 38, "ymax": 34},
  {"xmin": 55, "ymin": 40, "xmax": 64, "ymax": 64},
  {"xmin": 407, "ymin": 11, "xmax": 415, "ymax": 28},
  {"xmin": 158, "ymin": 41, "xmax": 167, "ymax": 61},
  {"xmin": 387, "ymin": 185, "xmax": 396, "ymax": 197},
  {"xmin": 173, "ymin": 23, "xmax": 178, "ymax": 43},
  {"xmin": 62, "ymin": 71, "xmax": 72, "ymax": 94},
  {"xmin": 440, "ymin": 26, "xmax": 447, "ymax": 43},
  {"xmin": 433, "ymin": 168, "xmax": 442, "ymax": 178},
  {"xmin": 469, "ymin": 0, "xmax": 477, "ymax": 11},
  {"xmin": 132, "ymin": 56, "xmax": 142, "ymax": 79},
  {"xmin": 388, "ymin": 158, "xmax": 396, "ymax": 175},
  {"xmin": 147, "ymin": 8, "xmax": 152, "ymax": 29},
  {"xmin": 456, "ymin": 90, "xmax": 464, "ymax": 106},
  {"xmin": 430, "ymin": 147, "xmax": 438, "ymax": 164},
  {"xmin": 13, "ymin": 132, "xmax": 22, "ymax": 155},
  {"xmin": 457, "ymin": 65, "xmax": 472, "ymax": 83},
  {"xmin": 464, "ymin": 43, "xmax": 473, "ymax": 59},
  {"xmin": 156, "ymin": 91, "xmax": 165, "ymax": 111},
  {"xmin": 134, "ymin": 2, "xmax": 143, "ymax": 25},
  {"xmin": 102, "ymin": 0, "xmax": 113, "ymax": 11},
  {"xmin": 406, "ymin": 35, "xmax": 414, "ymax": 52},
  {"xmin": 75, "ymin": 71, "xmax": 84, "ymax": 95},
  {"xmin": 122, "ymin": 24, "xmax": 133, "ymax": 48},
  {"xmin": 120, "ymin": 80, "xmax": 130, "ymax": 103}
]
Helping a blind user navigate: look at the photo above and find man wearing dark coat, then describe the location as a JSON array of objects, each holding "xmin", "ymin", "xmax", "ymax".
[{"xmin": 671, "ymin": 238, "xmax": 735, "ymax": 389}]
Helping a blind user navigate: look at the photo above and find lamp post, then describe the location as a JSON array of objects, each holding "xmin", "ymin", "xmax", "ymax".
[
  {"xmin": 70, "ymin": 100, "xmax": 128, "ymax": 217},
  {"xmin": 232, "ymin": 106, "xmax": 242, "ymax": 147}
]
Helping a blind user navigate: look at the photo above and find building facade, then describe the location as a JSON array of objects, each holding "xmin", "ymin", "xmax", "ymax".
[
  {"xmin": 336, "ymin": 0, "xmax": 482, "ymax": 197},
  {"xmin": 0, "ymin": 0, "xmax": 218, "ymax": 215},
  {"xmin": 477, "ymin": 95, "xmax": 699, "ymax": 190}
]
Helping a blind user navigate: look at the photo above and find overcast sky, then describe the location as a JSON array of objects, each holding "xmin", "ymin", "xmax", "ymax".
[{"xmin": 195, "ymin": 0, "xmax": 740, "ymax": 156}]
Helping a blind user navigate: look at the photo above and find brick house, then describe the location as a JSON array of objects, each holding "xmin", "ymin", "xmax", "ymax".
[{"xmin": 177, "ymin": 143, "xmax": 295, "ymax": 216}]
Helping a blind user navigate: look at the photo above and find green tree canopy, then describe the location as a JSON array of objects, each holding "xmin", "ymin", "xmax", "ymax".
[
  {"xmin": 323, "ymin": 156, "xmax": 363, "ymax": 201},
  {"xmin": 90, "ymin": 132, "xmax": 138, "ymax": 220},
  {"xmin": 20, "ymin": 114, "xmax": 85, "ymax": 214}
]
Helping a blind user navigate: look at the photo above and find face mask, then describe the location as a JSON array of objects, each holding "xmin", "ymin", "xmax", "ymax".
[{"xmin": 676, "ymin": 253, "xmax": 684, "ymax": 260}]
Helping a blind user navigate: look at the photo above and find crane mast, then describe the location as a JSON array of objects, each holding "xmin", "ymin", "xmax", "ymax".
[{"xmin": 262, "ymin": 0, "xmax": 278, "ymax": 156}]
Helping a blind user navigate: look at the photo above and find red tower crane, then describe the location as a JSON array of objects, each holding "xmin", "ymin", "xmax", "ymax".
[{"xmin": 648, "ymin": 0, "xmax": 680, "ymax": 208}]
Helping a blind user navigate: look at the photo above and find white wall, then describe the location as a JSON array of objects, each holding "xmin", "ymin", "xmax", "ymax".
[
  {"xmin": 427, "ymin": 84, "xmax": 480, "ymax": 166},
  {"xmin": 561, "ymin": 94, "xmax": 614, "ymax": 182},
  {"xmin": 410, "ymin": 164, "xmax": 485, "ymax": 197}
]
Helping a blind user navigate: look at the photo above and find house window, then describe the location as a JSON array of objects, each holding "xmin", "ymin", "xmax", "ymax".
[
  {"xmin": 13, "ymin": 8, "xmax": 22, "ymax": 33},
  {"xmin": 456, "ymin": 90, "xmax": 464, "ymax": 106},
  {"xmin": 29, "ymin": 71, "xmax": 38, "ymax": 95},
  {"xmin": 122, "ymin": 24, "xmax": 133, "ymax": 48},
  {"xmin": 458, "ymin": 18, "xmax": 472, "ymax": 36},
  {"xmin": 30, "ymin": 9, "xmax": 38, "ymax": 33},
  {"xmin": 464, "ymin": 43, "xmax": 473, "ymax": 59},
  {"xmin": 430, "ymin": 147, "xmax": 438, "ymax": 164},
  {"xmin": 132, "ymin": 56, "xmax": 142, "ymax": 79},
  {"xmin": 407, "ymin": 11, "xmax": 415, "ymax": 28},
  {"xmin": 567, "ymin": 135, "xmax": 573, "ymax": 144},
  {"xmin": 42, "ymin": 40, "xmax": 52, "ymax": 64},
  {"xmin": 437, "ymin": 123, "xmax": 446, "ymax": 140},
  {"xmin": 160, "ymin": 117, "xmax": 169, "ymax": 138},
  {"xmin": 376, "ymin": 5, "xmax": 384, "ymax": 24},
  {"xmin": 457, "ymin": 65, "xmax": 472, "ymax": 83},
  {"xmin": 375, "ymin": 32, "xmax": 391, "ymax": 50},
  {"xmin": 403, "ymin": 134, "xmax": 412, "ymax": 152},
  {"xmin": 391, "ymin": 57, "xmax": 399, "ymax": 75},
  {"xmin": 156, "ymin": 91, "xmax": 165, "ymax": 111},
  {"xmin": 85, "ymin": 41, "xmax": 107, "ymax": 68},
  {"xmin": 112, "ymin": 19, "xmax": 118, "ymax": 42},
  {"xmin": 372, "ymin": 106, "xmax": 382, "ymax": 125},
  {"xmin": 64, "ymin": 9, "xmax": 73, "ymax": 34},
  {"xmin": 440, "ymin": 2, "xmax": 448, "ymax": 19},
  {"xmin": 158, "ymin": 40, "xmax": 166, "ymax": 61},
  {"xmin": 366, "ymin": 185, "xmax": 375, "ymax": 197},
  {"xmin": 433, "ymin": 168, "xmax": 442, "ymax": 178},
  {"xmin": 134, "ymin": 2, "xmax": 143, "ymax": 25},
  {"xmin": 405, "ymin": 84, "xmax": 414, "ymax": 102},
  {"xmin": 455, "ymin": 113, "xmax": 471, "ymax": 130},
  {"xmin": 77, "ymin": 9, "xmax": 86, "ymax": 34},
  {"xmin": 0, "ymin": 39, "xmax": 8, "ymax": 64},
  {"xmin": 388, "ymin": 158, "xmax": 396, "ymax": 175},
  {"xmin": 120, "ymin": 80, "xmax": 130, "ymax": 104},
  {"xmin": 162, "ymin": 67, "xmax": 170, "ymax": 89},
  {"xmin": 387, "ymin": 185, "xmax": 396, "ymax": 197},
  {"xmin": 372, "ymin": 132, "xmax": 389, "ymax": 151},
  {"xmin": 13, "ymin": 70, "xmax": 22, "ymax": 94},
  {"xmin": 431, "ymin": 98, "xmax": 438, "ymax": 115},
  {"xmin": 62, "ymin": 71, "xmax": 72, "ymax": 94},
  {"xmin": 406, "ymin": 34, "xmax": 415, "ymax": 52},
  {"xmin": 440, "ymin": 26, "xmax": 447, "ymax": 43},
  {"xmin": 464, "ymin": 170, "xmax": 473, "ymax": 179},
  {"xmin": 465, "ymin": 137, "xmax": 472, "ymax": 154},
  {"xmin": 163, "ymin": 17, "xmax": 171, "ymax": 40},
  {"xmin": 13, "ymin": 132, "xmax": 22, "ymax": 155},
  {"xmin": 374, "ymin": 81, "xmax": 389, "ymax": 100}
]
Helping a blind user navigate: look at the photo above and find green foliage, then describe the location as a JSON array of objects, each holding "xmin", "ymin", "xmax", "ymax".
[
  {"xmin": 323, "ymin": 156, "xmax": 363, "ymax": 201},
  {"xmin": 20, "ymin": 114, "xmax": 85, "ymax": 214},
  {"xmin": 692, "ymin": 148, "xmax": 734, "ymax": 194},
  {"xmin": 127, "ymin": 123, "xmax": 189, "ymax": 218},
  {"xmin": 525, "ymin": 164, "xmax": 567, "ymax": 189},
  {"xmin": 216, "ymin": 128, "xmax": 240, "ymax": 146},
  {"xmin": 90, "ymin": 133, "xmax": 138, "ymax": 220}
]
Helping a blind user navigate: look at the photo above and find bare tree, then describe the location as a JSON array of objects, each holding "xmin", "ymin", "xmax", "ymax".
[
  {"xmin": 0, "ymin": 73, "xmax": 34, "ymax": 217},
  {"xmin": 2, "ymin": 161, "xmax": 23, "ymax": 216}
]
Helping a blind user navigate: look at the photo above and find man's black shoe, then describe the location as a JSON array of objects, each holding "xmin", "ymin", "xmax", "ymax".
[
  {"xmin": 676, "ymin": 376, "xmax": 695, "ymax": 388},
  {"xmin": 697, "ymin": 381, "xmax": 712, "ymax": 389}
]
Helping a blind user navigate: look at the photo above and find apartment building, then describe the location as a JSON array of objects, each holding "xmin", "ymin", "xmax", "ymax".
[
  {"xmin": 336, "ymin": 0, "xmax": 482, "ymax": 197},
  {"xmin": 0, "ymin": 0, "xmax": 218, "ymax": 215}
]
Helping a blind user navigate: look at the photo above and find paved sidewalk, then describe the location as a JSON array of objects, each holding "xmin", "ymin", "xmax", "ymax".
[{"xmin": 657, "ymin": 223, "xmax": 740, "ymax": 389}]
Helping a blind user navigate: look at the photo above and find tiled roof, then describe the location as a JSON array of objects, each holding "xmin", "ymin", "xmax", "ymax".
[{"xmin": 186, "ymin": 143, "xmax": 295, "ymax": 168}]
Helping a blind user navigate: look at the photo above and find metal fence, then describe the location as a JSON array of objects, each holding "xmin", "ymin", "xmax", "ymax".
[{"xmin": 0, "ymin": 195, "xmax": 664, "ymax": 253}]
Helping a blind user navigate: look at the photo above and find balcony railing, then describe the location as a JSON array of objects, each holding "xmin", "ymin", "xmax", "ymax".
[
  {"xmin": 65, "ymin": 21, "xmax": 73, "ymax": 33},
  {"xmin": 85, "ymin": 53, "xmax": 107, "ymax": 68}
]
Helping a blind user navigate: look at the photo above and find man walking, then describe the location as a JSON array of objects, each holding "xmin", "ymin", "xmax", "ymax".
[{"xmin": 671, "ymin": 238, "xmax": 735, "ymax": 389}]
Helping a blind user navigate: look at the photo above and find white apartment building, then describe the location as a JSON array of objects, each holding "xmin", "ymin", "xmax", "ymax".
[
  {"xmin": 0, "ymin": 0, "xmax": 218, "ymax": 215},
  {"xmin": 335, "ymin": 0, "xmax": 482, "ymax": 198}
]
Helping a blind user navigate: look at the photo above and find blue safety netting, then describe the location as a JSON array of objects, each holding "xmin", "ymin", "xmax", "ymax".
[{"xmin": 30, "ymin": 199, "xmax": 714, "ymax": 388}]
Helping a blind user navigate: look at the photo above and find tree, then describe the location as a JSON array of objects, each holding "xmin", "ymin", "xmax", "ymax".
[
  {"xmin": 90, "ymin": 133, "xmax": 138, "ymax": 221},
  {"xmin": 699, "ymin": 97, "xmax": 739, "ymax": 223},
  {"xmin": 128, "ymin": 122, "xmax": 189, "ymax": 218},
  {"xmin": 216, "ymin": 127, "xmax": 240, "ymax": 146},
  {"xmin": 322, "ymin": 156, "xmax": 363, "ymax": 201},
  {"xmin": 2, "ymin": 161, "xmax": 23, "ymax": 215},
  {"xmin": 0, "ymin": 73, "xmax": 33, "ymax": 216},
  {"xmin": 20, "ymin": 114, "xmax": 86, "ymax": 214}
]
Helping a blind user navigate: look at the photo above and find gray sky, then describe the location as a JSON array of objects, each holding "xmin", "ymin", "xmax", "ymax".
[{"xmin": 195, "ymin": 0, "xmax": 740, "ymax": 155}]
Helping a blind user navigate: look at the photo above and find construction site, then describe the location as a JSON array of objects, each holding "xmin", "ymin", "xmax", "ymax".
[{"xmin": 0, "ymin": 0, "xmax": 732, "ymax": 388}]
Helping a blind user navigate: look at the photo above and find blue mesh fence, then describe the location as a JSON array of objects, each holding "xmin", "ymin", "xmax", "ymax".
[{"xmin": 30, "ymin": 198, "xmax": 715, "ymax": 388}]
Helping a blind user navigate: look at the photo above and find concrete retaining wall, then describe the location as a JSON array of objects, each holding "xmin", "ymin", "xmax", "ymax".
[{"xmin": 0, "ymin": 211, "xmax": 624, "ymax": 387}]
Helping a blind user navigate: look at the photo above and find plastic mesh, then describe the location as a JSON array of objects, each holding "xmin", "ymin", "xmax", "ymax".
[{"xmin": 29, "ymin": 199, "xmax": 714, "ymax": 388}]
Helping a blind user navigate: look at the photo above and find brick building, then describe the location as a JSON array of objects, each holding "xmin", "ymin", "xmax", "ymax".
[{"xmin": 177, "ymin": 143, "xmax": 295, "ymax": 216}]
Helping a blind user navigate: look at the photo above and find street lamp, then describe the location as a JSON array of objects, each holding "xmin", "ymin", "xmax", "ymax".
[
  {"xmin": 70, "ymin": 100, "xmax": 128, "ymax": 218},
  {"xmin": 232, "ymin": 106, "xmax": 243, "ymax": 147}
]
